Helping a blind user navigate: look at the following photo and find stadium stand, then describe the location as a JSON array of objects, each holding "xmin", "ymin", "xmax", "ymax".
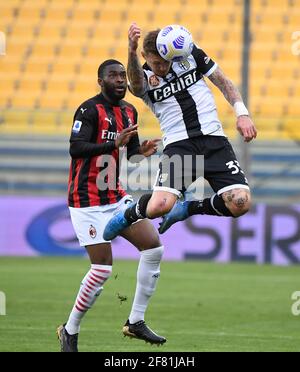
[
  {"xmin": 0, "ymin": 0, "xmax": 299, "ymax": 201},
  {"xmin": 1, "ymin": 0, "xmax": 243, "ymax": 138},
  {"xmin": 1, "ymin": 0, "xmax": 298, "ymax": 139},
  {"xmin": 250, "ymin": 0, "xmax": 300, "ymax": 140}
]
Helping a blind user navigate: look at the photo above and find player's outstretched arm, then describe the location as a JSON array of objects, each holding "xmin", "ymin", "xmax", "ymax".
[
  {"xmin": 127, "ymin": 23, "xmax": 147, "ymax": 97},
  {"xmin": 208, "ymin": 66, "xmax": 257, "ymax": 142}
]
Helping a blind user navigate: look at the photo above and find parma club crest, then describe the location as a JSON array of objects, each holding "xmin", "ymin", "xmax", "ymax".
[{"xmin": 149, "ymin": 75, "xmax": 160, "ymax": 87}]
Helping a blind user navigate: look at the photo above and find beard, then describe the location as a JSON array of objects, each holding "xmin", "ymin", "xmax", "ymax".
[{"xmin": 104, "ymin": 83, "xmax": 126, "ymax": 102}]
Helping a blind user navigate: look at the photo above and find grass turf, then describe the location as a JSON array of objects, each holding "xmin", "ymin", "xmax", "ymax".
[{"xmin": 0, "ymin": 257, "xmax": 299, "ymax": 352}]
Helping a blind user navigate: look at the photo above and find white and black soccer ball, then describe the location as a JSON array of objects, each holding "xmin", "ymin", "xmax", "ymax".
[{"xmin": 156, "ymin": 25, "xmax": 194, "ymax": 62}]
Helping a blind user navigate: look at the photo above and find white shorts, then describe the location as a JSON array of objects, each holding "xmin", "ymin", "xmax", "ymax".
[{"xmin": 69, "ymin": 195, "xmax": 134, "ymax": 247}]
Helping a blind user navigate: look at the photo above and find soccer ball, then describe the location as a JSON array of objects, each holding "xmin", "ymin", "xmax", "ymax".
[{"xmin": 156, "ymin": 25, "xmax": 194, "ymax": 62}]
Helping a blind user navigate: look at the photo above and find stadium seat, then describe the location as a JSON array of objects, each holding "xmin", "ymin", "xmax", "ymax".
[
  {"xmin": 0, "ymin": 0, "xmax": 298, "ymax": 140},
  {"xmin": 39, "ymin": 93, "xmax": 68, "ymax": 110},
  {"xmin": 11, "ymin": 92, "xmax": 39, "ymax": 110}
]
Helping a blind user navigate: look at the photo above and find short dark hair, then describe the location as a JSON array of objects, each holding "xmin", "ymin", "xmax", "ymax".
[
  {"xmin": 98, "ymin": 59, "xmax": 124, "ymax": 78},
  {"xmin": 143, "ymin": 29, "xmax": 161, "ymax": 56}
]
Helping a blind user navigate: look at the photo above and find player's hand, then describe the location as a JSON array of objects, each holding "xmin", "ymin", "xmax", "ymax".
[
  {"xmin": 139, "ymin": 139, "xmax": 161, "ymax": 157},
  {"xmin": 128, "ymin": 22, "xmax": 141, "ymax": 52},
  {"xmin": 115, "ymin": 125, "xmax": 138, "ymax": 148},
  {"xmin": 236, "ymin": 116, "xmax": 257, "ymax": 142}
]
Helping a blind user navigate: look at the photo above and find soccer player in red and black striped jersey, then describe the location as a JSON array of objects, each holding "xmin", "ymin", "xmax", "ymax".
[{"xmin": 57, "ymin": 60, "xmax": 166, "ymax": 352}]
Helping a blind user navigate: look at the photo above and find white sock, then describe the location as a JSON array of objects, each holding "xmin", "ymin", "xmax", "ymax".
[
  {"xmin": 65, "ymin": 264, "xmax": 112, "ymax": 335},
  {"xmin": 129, "ymin": 246, "xmax": 164, "ymax": 324}
]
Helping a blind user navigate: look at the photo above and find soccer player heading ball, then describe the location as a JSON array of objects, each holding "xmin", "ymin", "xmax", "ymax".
[
  {"xmin": 156, "ymin": 24, "xmax": 194, "ymax": 62},
  {"xmin": 103, "ymin": 23, "xmax": 257, "ymax": 241}
]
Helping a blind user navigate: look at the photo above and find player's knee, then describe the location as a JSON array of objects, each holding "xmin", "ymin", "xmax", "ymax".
[
  {"xmin": 144, "ymin": 236, "xmax": 162, "ymax": 250},
  {"xmin": 141, "ymin": 245, "xmax": 164, "ymax": 262},
  {"xmin": 227, "ymin": 189, "xmax": 251, "ymax": 217},
  {"xmin": 138, "ymin": 235, "xmax": 162, "ymax": 250},
  {"xmin": 147, "ymin": 198, "xmax": 175, "ymax": 219}
]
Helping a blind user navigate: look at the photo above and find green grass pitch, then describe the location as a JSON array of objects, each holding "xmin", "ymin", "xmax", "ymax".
[{"xmin": 0, "ymin": 257, "xmax": 299, "ymax": 352}]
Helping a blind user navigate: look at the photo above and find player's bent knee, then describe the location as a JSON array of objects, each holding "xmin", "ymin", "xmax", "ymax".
[
  {"xmin": 139, "ymin": 236, "xmax": 162, "ymax": 250},
  {"xmin": 228, "ymin": 189, "xmax": 251, "ymax": 217},
  {"xmin": 147, "ymin": 198, "xmax": 175, "ymax": 219}
]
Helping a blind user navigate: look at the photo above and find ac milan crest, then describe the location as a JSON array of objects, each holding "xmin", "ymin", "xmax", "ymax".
[{"xmin": 89, "ymin": 225, "xmax": 97, "ymax": 239}]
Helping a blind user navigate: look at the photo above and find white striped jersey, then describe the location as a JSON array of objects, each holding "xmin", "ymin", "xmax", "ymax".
[{"xmin": 141, "ymin": 45, "xmax": 225, "ymax": 148}]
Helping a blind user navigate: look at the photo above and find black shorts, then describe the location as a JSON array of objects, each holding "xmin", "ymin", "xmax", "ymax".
[{"xmin": 154, "ymin": 136, "xmax": 249, "ymax": 196}]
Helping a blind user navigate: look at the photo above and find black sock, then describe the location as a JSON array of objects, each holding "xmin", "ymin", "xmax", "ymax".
[
  {"xmin": 187, "ymin": 195, "xmax": 234, "ymax": 217},
  {"xmin": 124, "ymin": 194, "xmax": 152, "ymax": 223}
]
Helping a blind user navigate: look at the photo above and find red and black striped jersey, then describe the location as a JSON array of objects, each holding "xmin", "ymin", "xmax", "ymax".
[{"xmin": 68, "ymin": 93, "xmax": 140, "ymax": 208}]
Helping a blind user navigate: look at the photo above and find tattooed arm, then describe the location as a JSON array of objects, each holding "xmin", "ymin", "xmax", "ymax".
[
  {"xmin": 128, "ymin": 23, "xmax": 147, "ymax": 97},
  {"xmin": 208, "ymin": 66, "xmax": 244, "ymax": 106},
  {"xmin": 208, "ymin": 66, "xmax": 257, "ymax": 142}
]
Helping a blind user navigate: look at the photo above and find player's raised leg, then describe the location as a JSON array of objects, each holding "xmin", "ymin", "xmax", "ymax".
[
  {"xmin": 103, "ymin": 191, "xmax": 177, "ymax": 241},
  {"xmin": 120, "ymin": 219, "xmax": 166, "ymax": 345},
  {"xmin": 159, "ymin": 186, "xmax": 251, "ymax": 234}
]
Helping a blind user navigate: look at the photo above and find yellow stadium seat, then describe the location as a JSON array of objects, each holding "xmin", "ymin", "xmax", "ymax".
[
  {"xmin": 0, "ymin": 7, "xmax": 16, "ymax": 24},
  {"xmin": 21, "ymin": 0, "xmax": 49, "ymax": 7},
  {"xmin": 251, "ymin": 96, "xmax": 287, "ymax": 116},
  {"xmin": 283, "ymin": 118, "xmax": 300, "ymax": 138},
  {"xmin": 39, "ymin": 92, "xmax": 67, "ymax": 110},
  {"xmin": 64, "ymin": 25, "xmax": 90, "ymax": 41},
  {"xmin": 44, "ymin": 7, "xmax": 73, "ymax": 22},
  {"xmin": 51, "ymin": 0, "xmax": 76, "ymax": 6},
  {"xmin": 0, "ymin": 74, "xmax": 16, "ymax": 91},
  {"xmin": 0, "ymin": 94, "xmax": 10, "ymax": 108},
  {"xmin": 17, "ymin": 6, "xmax": 44, "ymax": 20},
  {"xmin": 86, "ymin": 44, "xmax": 115, "ymax": 59},
  {"xmin": 11, "ymin": 92, "xmax": 38, "ymax": 109},
  {"xmin": 51, "ymin": 59, "xmax": 77, "ymax": 74},
  {"xmin": 154, "ymin": 13, "xmax": 184, "ymax": 28},
  {"xmin": 18, "ymin": 78, "xmax": 43, "ymax": 93},
  {"xmin": 177, "ymin": 0, "xmax": 207, "ymax": 6},
  {"xmin": 2, "ymin": 110, "xmax": 31, "ymax": 125},
  {"xmin": 4, "ymin": 40, "xmax": 29, "ymax": 57},
  {"xmin": 38, "ymin": 24, "xmax": 64, "ymax": 39},
  {"xmin": 58, "ymin": 110, "xmax": 74, "ymax": 128},
  {"xmin": 126, "ymin": 0, "xmax": 154, "ymax": 11},
  {"xmin": 100, "ymin": 0, "xmax": 129, "ymax": 10},
  {"xmin": 24, "ymin": 60, "xmax": 50, "ymax": 75},
  {"xmin": 72, "ymin": 7, "xmax": 100, "ymax": 21},
  {"xmin": 31, "ymin": 111, "xmax": 59, "ymax": 127},
  {"xmin": 286, "ymin": 99, "xmax": 300, "ymax": 115},
  {"xmin": 31, "ymin": 43, "xmax": 57, "ymax": 58},
  {"xmin": 0, "ymin": 57, "xmax": 23, "ymax": 74},
  {"xmin": 10, "ymin": 19, "xmax": 36, "ymax": 34},
  {"xmin": 73, "ymin": 78, "xmax": 99, "ymax": 95},
  {"xmin": 79, "ymin": 60, "xmax": 102, "ymax": 75},
  {"xmin": 66, "ymin": 93, "xmax": 90, "ymax": 110},
  {"xmin": 99, "ymin": 8, "xmax": 124, "ymax": 23},
  {"xmin": 0, "ymin": 0, "xmax": 22, "ymax": 7},
  {"xmin": 46, "ymin": 79, "xmax": 72, "ymax": 94}
]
